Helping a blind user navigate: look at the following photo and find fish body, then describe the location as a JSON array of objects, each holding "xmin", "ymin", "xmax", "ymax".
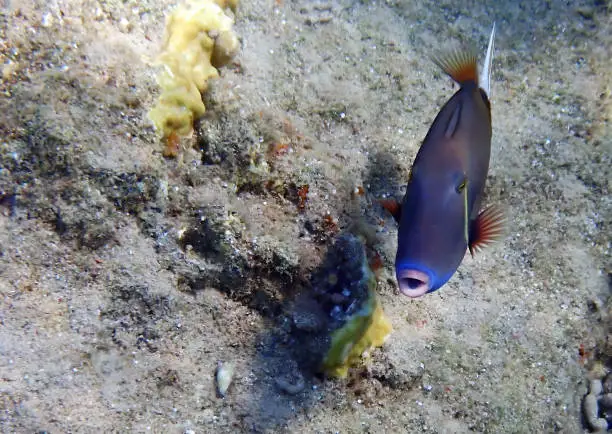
[{"xmin": 393, "ymin": 25, "xmax": 504, "ymax": 297}]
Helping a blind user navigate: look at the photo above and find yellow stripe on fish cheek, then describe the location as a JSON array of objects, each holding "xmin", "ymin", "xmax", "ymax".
[{"xmin": 463, "ymin": 179, "xmax": 469, "ymax": 245}]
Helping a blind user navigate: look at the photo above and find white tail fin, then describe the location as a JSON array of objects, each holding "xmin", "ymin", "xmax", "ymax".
[{"xmin": 480, "ymin": 23, "xmax": 496, "ymax": 98}]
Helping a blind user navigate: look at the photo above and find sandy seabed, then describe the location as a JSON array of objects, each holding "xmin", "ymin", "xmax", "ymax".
[{"xmin": 0, "ymin": 0, "xmax": 610, "ymax": 432}]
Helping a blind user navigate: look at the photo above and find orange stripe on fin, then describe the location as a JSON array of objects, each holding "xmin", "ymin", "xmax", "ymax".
[
  {"xmin": 469, "ymin": 204, "xmax": 506, "ymax": 257},
  {"xmin": 433, "ymin": 50, "xmax": 479, "ymax": 85}
]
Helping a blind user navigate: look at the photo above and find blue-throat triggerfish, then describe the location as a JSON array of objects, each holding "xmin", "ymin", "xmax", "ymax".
[{"xmin": 382, "ymin": 24, "xmax": 505, "ymax": 297}]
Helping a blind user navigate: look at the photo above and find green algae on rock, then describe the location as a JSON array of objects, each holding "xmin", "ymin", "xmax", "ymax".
[
  {"xmin": 322, "ymin": 284, "xmax": 392, "ymax": 378},
  {"xmin": 294, "ymin": 233, "xmax": 392, "ymax": 378}
]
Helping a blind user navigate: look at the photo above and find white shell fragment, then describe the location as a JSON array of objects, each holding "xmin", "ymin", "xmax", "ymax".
[{"xmin": 216, "ymin": 361, "xmax": 235, "ymax": 398}]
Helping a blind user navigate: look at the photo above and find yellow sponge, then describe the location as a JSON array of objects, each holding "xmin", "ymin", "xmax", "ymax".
[{"xmin": 149, "ymin": 0, "xmax": 239, "ymax": 139}]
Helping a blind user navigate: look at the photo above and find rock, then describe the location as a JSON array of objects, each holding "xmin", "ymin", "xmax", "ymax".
[
  {"xmin": 275, "ymin": 374, "xmax": 305, "ymax": 395},
  {"xmin": 591, "ymin": 418, "xmax": 609, "ymax": 433},
  {"xmin": 575, "ymin": 6, "xmax": 594, "ymax": 20},
  {"xmin": 603, "ymin": 374, "xmax": 612, "ymax": 394},
  {"xmin": 292, "ymin": 295, "xmax": 327, "ymax": 332},
  {"xmin": 584, "ymin": 393, "xmax": 608, "ymax": 433},
  {"xmin": 599, "ymin": 393, "xmax": 612, "ymax": 409},
  {"xmin": 591, "ymin": 379, "xmax": 604, "ymax": 396}
]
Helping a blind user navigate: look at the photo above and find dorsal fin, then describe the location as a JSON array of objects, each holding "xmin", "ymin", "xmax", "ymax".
[
  {"xmin": 433, "ymin": 50, "xmax": 478, "ymax": 85},
  {"xmin": 480, "ymin": 23, "xmax": 496, "ymax": 98}
]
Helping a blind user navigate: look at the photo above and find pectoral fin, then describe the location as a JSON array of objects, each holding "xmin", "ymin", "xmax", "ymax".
[
  {"xmin": 379, "ymin": 198, "xmax": 401, "ymax": 223},
  {"xmin": 468, "ymin": 204, "xmax": 506, "ymax": 257}
]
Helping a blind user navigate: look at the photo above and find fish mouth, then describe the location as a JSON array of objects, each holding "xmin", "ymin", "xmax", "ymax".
[{"xmin": 396, "ymin": 269, "xmax": 431, "ymax": 298}]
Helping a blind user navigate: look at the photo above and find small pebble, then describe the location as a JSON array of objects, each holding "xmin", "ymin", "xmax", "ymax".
[
  {"xmin": 118, "ymin": 17, "xmax": 133, "ymax": 33},
  {"xmin": 275, "ymin": 375, "xmax": 305, "ymax": 395}
]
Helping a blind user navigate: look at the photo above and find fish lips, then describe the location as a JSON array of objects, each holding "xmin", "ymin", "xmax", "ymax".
[
  {"xmin": 395, "ymin": 266, "xmax": 433, "ymax": 298},
  {"xmin": 395, "ymin": 263, "xmax": 454, "ymax": 297}
]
